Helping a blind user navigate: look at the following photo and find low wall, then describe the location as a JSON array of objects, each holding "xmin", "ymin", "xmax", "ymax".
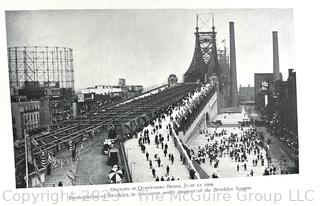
[
  {"xmin": 179, "ymin": 92, "xmax": 218, "ymax": 144},
  {"xmin": 170, "ymin": 123, "xmax": 200, "ymax": 179}
]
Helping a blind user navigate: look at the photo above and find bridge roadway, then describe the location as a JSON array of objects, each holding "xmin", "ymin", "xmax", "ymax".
[{"xmin": 15, "ymin": 83, "xmax": 199, "ymax": 169}]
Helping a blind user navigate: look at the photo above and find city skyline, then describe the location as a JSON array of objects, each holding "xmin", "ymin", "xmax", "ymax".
[{"xmin": 6, "ymin": 9, "xmax": 295, "ymax": 91}]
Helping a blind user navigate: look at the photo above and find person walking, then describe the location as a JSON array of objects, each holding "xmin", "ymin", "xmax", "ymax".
[
  {"xmin": 165, "ymin": 143, "xmax": 168, "ymax": 150},
  {"xmin": 149, "ymin": 160, "xmax": 152, "ymax": 169},
  {"xmin": 164, "ymin": 149, "xmax": 167, "ymax": 157},
  {"xmin": 166, "ymin": 165, "xmax": 170, "ymax": 175},
  {"xmin": 152, "ymin": 168, "xmax": 156, "ymax": 178},
  {"xmin": 171, "ymin": 155, "xmax": 174, "ymax": 164},
  {"xmin": 157, "ymin": 158, "xmax": 161, "ymax": 167},
  {"xmin": 146, "ymin": 152, "xmax": 149, "ymax": 161}
]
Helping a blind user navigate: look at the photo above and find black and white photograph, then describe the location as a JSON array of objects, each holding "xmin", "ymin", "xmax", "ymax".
[{"xmin": 4, "ymin": 8, "xmax": 300, "ymax": 189}]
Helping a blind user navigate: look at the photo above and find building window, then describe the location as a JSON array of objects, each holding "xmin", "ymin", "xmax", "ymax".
[{"xmin": 12, "ymin": 117, "xmax": 15, "ymax": 125}]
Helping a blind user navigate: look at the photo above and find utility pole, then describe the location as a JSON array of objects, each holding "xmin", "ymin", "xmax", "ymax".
[{"xmin": 24, "ymin": 129, "xmax": 29, "ymax": 188}]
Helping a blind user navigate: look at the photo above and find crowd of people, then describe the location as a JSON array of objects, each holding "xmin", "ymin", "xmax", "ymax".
[
  {"xmin": 172, "ymin": 83, "xmax": 215, "ymax": 133},
  {"xmin": 135, "ymin": 114, "xmax": 184, "ymax": 182},
  {"xmin": 126, "ymin": 82, "xmax": 288, "ymax": 181},
  {"xmin": 189, "ymin": 125, "xmax": 276, "ymax": 178},
  {"xmin": 270, "ymin": 124, "xmax": 298, "ymax": 154},
  {"xmin": 126, "ymin": 83, "xmax": 215, "ymax": 182},
  {"xmin": 269, "ymin": 113, "xmax": 299, "ymax": 154}
]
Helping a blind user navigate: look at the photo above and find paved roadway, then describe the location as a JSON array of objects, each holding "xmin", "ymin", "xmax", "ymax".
[
  {"xmin": 44, "ymin": 132, "xmax": 127, "ymax": 187},
  {"xmin": 257, "ymin": 126, "xmax": 299, "ymax": 173},
  {"xmin": 245, "ymin": 105, "xmax": 298, "ymax": 173},
  {"xmin": 75, "ymin": 134, "xmax": 111, "ymax": 185}
]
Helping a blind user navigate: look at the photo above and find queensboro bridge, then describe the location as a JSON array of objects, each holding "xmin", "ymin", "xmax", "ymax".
[{"xmin": 183, "ymin": 14, "xmax": 221, "ymax": 84}]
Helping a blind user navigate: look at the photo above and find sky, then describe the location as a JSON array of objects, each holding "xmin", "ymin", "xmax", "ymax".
[{"xmin": 5, "ymin": 9, "xmax": 295, "ymax": 91}]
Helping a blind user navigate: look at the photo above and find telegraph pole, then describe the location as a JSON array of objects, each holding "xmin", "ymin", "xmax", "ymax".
[{"xmin": 24, "ymin": 129, "xmax": 29, "ymax": 188}]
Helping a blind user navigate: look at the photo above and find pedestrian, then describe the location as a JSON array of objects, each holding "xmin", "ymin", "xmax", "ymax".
[
  {"xmin": 166, "ymin": 165, "xmax": 170, "ymax": 175},
  {"xmin": 237, "ymin": 164, "xmax": 239, "ymax": 172},
  {"xmin": 165, "ymin": 143, "xmax": 168, "ymax": 150},
  {"xmin": 244, "ymin": 163, "xmax": 247, "ymax": 171},
  {"xmin": 160, "ymin": 176, "xmax": 164, "ymax": 181},
  {"xmin": 167, "ymin": 134, "xmax": 170, "ymax": 141},
  {"xmin": 149, "ymin": 160, "xmax": 152, "ymax": 169},
  {"xmin": 164, "ymin": 149, "xmax": 167, "ymax": 157},
  {"xmin": 155, "ymin": 176, "xmax": 159, "ymax": 181},
  {"xmin": 171, "ymin": 155, "xmax": 174, "ymax": 164},
  {"xmin": 146, "ymin": 152, "xmax": 149, "ymax": 161},
  {"xmin": 168, "ymin": 154, "xmax": 172, "ymax": 161},
  {"xmin": 189, "ymin": 169, "xmax": 195, "ymax": 179},
  {"xmin": 157, "ymin": 158, "xmax": 161, "ymax": 167},
  {"xmin": 152, "ymin": 168, "xmax": 156, "ymax": 178},
  {"xmin": 180, "ymin": 153, "xmax": 183, "ymax": 161},
  {"xmin": 161, "ymin": 142, "xmax": 164, "ymax": 149},
  {"xmin": 250, "ymin": 169, "xmax": 254, "ymax": 176}
]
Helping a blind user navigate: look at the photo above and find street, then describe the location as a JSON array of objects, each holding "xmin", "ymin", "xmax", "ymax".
[{"xmin": 258, "ymin": 126, "xmax": 299, "ymax": 174}]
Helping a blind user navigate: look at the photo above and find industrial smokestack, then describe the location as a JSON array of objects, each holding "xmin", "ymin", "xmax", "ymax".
[
  {"xmin": 229, "ymin": 22, "xmax": 238, "ymax": 107},
  {"xmin": 273, "ymin": 31, "xmax": 281, "ymax": 81}
]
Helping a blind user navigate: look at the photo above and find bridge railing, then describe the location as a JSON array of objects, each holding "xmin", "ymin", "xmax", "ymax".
[{"xmin": 174, "ymin": 85, "xmax": 216, "ymax": 134}]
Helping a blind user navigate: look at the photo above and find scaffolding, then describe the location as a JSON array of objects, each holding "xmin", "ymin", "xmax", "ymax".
[{"xmin": 8, "ymin": 46, "xmax": 74, "ymax": 92}]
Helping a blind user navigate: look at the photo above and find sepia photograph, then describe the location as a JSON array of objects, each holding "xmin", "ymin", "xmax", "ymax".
[{"xmin": 5, "ymin": 9, "xmax": 299, "ymax": 189}]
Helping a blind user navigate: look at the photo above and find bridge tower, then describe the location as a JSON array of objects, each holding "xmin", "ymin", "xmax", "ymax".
[{"xmin": 183, "ymin": 14, "xmax": 221, "ymax": 83}]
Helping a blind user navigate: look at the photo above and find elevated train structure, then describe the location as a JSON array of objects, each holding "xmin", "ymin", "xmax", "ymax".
[{"xmin": 14, "ymin": 83, "xmax": 200, "ymax": 168}]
